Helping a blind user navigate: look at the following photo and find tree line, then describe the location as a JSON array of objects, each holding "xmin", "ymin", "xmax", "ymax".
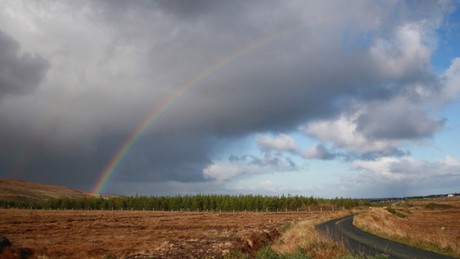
[{"xmin": 0, "ymin": 194, "xmax": 370, "ymax": 211}]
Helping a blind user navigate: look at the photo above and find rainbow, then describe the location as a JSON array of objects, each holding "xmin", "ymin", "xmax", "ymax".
[{"xmin": 92, "ymin": 26, "xmax": 303, "ymax": 195}]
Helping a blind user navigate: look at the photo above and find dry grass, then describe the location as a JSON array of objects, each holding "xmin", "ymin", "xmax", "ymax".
[
  {"xmin": 354, "ymin": 199, "xmax": 460, "ymax": 257},
  {"xmin": 272, "ymin": 211, "xmax": 351, "ymax": 258},
  {"xmin": 0, "ymin": 178, "xmax": 88, "ymax": 202},
  {"xmin": 0, "ymin": 208, "xmax": 343, "ymax": 258}
]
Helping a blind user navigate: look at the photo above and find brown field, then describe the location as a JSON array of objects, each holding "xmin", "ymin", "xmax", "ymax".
[
  {"xmin": 354, "ymin": 198, "xmax": 460, "ymax": 257},
  {"xmin": 0, "ymin": 208, "xmax": 349, "ymax": 258}
]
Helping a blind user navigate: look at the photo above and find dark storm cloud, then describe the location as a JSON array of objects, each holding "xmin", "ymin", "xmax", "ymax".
[
  {"xmin": 0, "ymin": 130, "xmax": 211, "ymax": 190},
  {"xmin": 0, "ymin": 135, "xmax": 106, "ymax": 187},
  {"xmin": 95, "ymin": 0, "xmax": 219, "ymax": 17},
  {"xmin": 114, "ymin": 131, "xmax": 211, "ymax": 183},
  {"xmin": 163, "ymin": 45, "xmax": 375, "ymax": 136},
  {"xmin": 155, "ymin": 0, "xmax": 219, "ymax": 17},
  {"xmin": 0, "ymin": 31, "xmax": 48, "ymax": 98}
]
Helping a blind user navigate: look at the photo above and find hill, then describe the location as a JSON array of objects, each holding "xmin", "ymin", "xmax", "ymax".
[{"xmin": 0, "ymin": 178, "xmax": 89, "ymax": 202}]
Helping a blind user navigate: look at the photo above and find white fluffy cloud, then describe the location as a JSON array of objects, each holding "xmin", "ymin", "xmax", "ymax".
[
  {"xmin": 347, "ymin": 155, "xmax": 460, "ymax": 196},
  {"xmin": 303, "ymin": 53, "xmax": 460, "ymax": 157},
  {"xmin": 203, "ymin": 154, "xmax": 297, "ymax": 182},
  {"xmin": 441, "ymin": 57, "xmax": 460, "ymax": 101},
  {"xmin": 352, "ymin": 156, "xmax": 460, "ymax": 182},
  {"xmin": 256, "ymin": 134, "xmax": 338, "ymax": 160},
  {"xmin": 304, "ymin": 115, "xmax": 401, "ymax": 154},
  {"xmin": 259, "ymin": 180, "xmax": 275, "ymax": 192},
  {"xmin": 370, "ymin": 23, "xmax": 432, "ymax": 79},
  {"xmin": 298, "ymin": 11, "xmax": 460, "ymax": 158},
  {"xmin": 256, "ymin": 134, "xmax": 297, "ymax": 153}
]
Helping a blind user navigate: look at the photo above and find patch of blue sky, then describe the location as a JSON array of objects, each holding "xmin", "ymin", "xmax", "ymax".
[
  {"xmin": 406, "ymin": 99, "xmax": 460, "ymax": 161},
  {"xmin": 435, "ymin": 100, "xmax": 460, "ymax": 157},
  {"xmin": 210, "ymin": 134, "xmax": 260, "ymax": 161},
  {"xmin": 431, "ymin": 3, "xmax": 460, "ymax": 73},
  {"xmin": 225, "ymin": 157, "xmax": 351, "ymax": 198},
  {"xmin": 408, "ymin": 3, "xmax": 460, "ymax": 162}
]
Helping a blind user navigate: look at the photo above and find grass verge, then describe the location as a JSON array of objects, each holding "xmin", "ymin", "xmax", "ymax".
[
  {"xmin": 227, "ymin": 246, "xmax": 389, "ymax": 259},
  {"xmin": 354, "ymin": 207, "xmax": 459, "ymax": 257},
  {"xmin": 271, "ymin": 212, "xmax": 351, "ymax": 258}
]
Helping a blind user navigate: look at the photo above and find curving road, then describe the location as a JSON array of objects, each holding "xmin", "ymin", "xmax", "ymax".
[{"xmin": 315, "ymin": 215, "xmax": 454, "ymax": 259}]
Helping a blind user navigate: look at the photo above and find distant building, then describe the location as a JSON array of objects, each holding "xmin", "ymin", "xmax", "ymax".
[{"xmin": 447, "ymin": 194, "xmax": 454, "ymax": 197}]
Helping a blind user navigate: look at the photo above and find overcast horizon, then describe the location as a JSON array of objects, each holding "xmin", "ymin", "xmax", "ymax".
[{"xmin": 1, "ymin": 0, "xmax": 460, "ymax": 198}]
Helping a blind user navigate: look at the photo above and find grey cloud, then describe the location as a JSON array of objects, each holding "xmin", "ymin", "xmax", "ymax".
[
  {"xmin": 91, "ymin": 0, "xmax": 449, "ymax": 140},
  {"xmin": 0, "ymin": 31, "xmax": 48, "ymax": 98},
  {"xmin": 114, "ymin": 132, "xmax": 211, "ymax": 183},
  {"xmin": 155, "ymin": 0, "xmax": 220, "ymax": 18},
  {"xmin": 0, "ymin": 131, "xmax": 212, "ymax": 191},
  {"xmin": 248, "ymin": 154, "xmax": 294, "ymax": 168},
  {"xmin": 228, "ymin": 155, "xmax": 248, "ymax": 163},
  {"xmin": 302, "ymin": 144, "xmax": 337, "ymax": 160},
  {"xmin": 203, "ymin": 152, "xmax": 298, "ymax": 182},
  {"xmin": 95, "ymin": 0, "xmax": 219, "ymax": 18},
  {"xmin": 344, "ymin": 149, "xmax": 411, "ymax": 162},
  {"xmin": 356, "ymin": 98, "xmax": 445, "ymax": 140}
]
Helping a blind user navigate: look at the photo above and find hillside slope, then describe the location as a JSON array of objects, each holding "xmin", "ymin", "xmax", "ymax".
[{"xmin": 0, "ymin": 178, "xmax": 89, "ymax": 202}]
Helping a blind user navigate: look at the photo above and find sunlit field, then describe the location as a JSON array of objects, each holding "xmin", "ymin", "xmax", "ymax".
[
  {"xmin": 1, "ymin": 209, "xmax": 349, "ymax": 258},
  {"xmin": 354, "ymin": 198, "xmax": 460, "ymax": 258}
]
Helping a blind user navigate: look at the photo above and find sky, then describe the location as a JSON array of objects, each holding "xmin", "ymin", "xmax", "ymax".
[{"xmin": 0, "ymin": 0, "xmax": 459, "ymax": 198}]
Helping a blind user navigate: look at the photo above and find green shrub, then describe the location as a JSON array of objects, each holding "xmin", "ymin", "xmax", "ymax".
[
  {"xmin": 285, "ymin": 247, "xmax": 310, "ymax": 259},
  {"xmin": 340, "ymin": 254, "xmax": 388, "ymax": 259},
  {"xmin": 282, "ymin": 222, "xmax": 292, "ymax": 232},
  {"xmin": 255, "ymin": 246, "xmax": 310, "ymax": 259},
  {"xmin": 255, "ymin": 246, "xmax": 281, "ymax": 259},
  {"xmin": 385, "ymin": 207, "xmax": 407, "ymax": 218},
  {"xmin": 425, "ymin": 203, "xmax": 453, "ymax": 210},
  {"xmin": 385, "ymin": 207, "xmax": 396, "ymax": 214},
  {"xmin": 223, "ymin": 249, "xmax": 248, "ymax": 259}
]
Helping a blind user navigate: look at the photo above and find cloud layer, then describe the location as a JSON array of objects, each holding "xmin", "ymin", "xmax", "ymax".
[{"xmin": 0, "ymin": 0, "xmax": 459, "ymax": 196}]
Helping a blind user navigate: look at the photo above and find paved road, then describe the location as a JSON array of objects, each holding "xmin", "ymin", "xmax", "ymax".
[{"xmin": 315, "ymin": 215, "xmax": 454, "ymax": 259}]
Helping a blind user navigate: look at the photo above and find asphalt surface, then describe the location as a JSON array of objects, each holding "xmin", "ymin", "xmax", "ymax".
[{"xmin": 315, "ymin": 215, "xmax": 454, "ymax": 259}]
